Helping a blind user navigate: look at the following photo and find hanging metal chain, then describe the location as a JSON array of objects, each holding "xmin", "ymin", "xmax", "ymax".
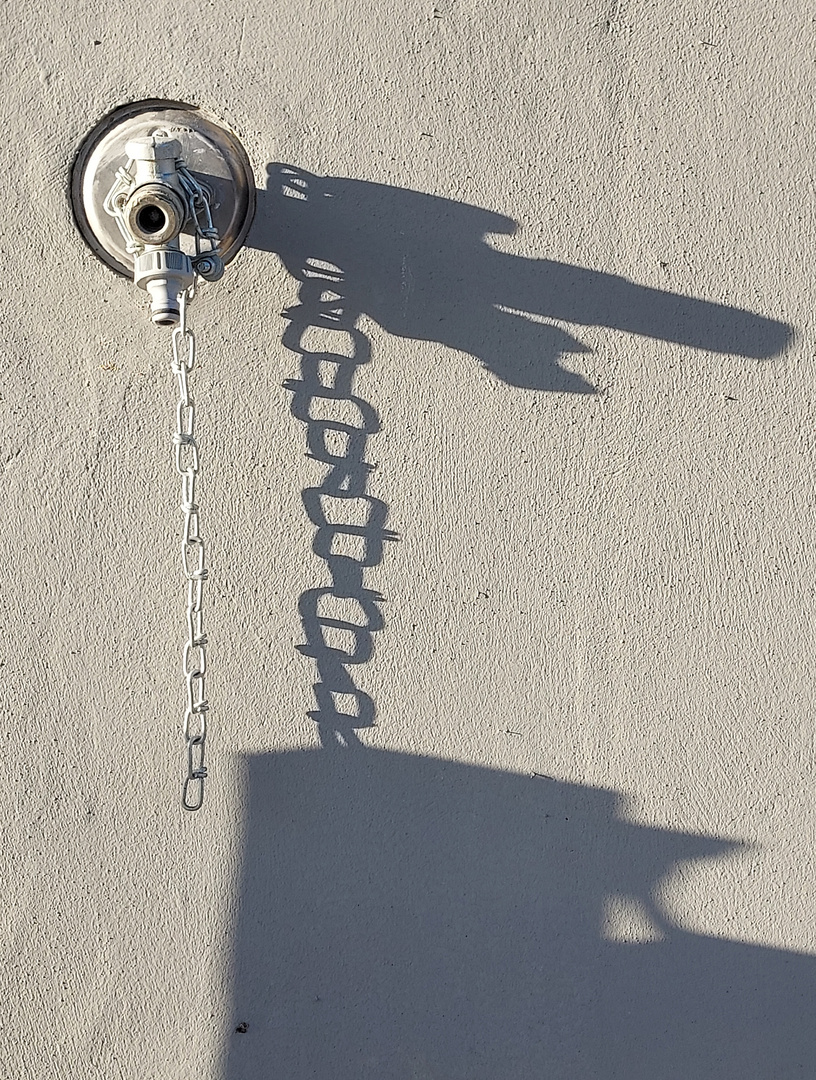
[
  {"xmin": 172, "ymin": 286, "xmax": 209, "ymax": 811},
  {"xmin": 171, "ymin": 162, "xmax": 223, "ymax": 811},
  {"xmin": 177, "ymin": 164, "xmax": 225, "ymax": 281}
]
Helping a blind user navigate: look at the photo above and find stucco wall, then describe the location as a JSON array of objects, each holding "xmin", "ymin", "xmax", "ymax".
[{"xmin": 1, "ymin": 2, "xmax": 814, "ymax": 1077}]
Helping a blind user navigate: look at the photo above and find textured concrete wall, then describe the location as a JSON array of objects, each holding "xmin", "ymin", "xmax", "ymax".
[{"xmin": 1, "ymin": 2, "xmax": 814, "ymax": 1077}]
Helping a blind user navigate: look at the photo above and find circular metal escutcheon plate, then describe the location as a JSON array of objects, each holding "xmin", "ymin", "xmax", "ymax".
[{"xmin": 71, "ymin": 99, "xmax": 256, "ymax": 277}]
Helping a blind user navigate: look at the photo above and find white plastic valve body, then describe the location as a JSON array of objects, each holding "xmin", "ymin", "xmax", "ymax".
[
  {"xmin": 125, "ymin": 135, "xmax": 182, "ymax": 185},
  {"xmin": 119, "ymin": 136, "xmax": 193, "ymax": 326},
  {"xmin": 71, "ymin": 100, "xmax": 255, "ymax": 325}
]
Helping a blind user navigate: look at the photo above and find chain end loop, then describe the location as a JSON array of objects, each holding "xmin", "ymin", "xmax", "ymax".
[{"xmin": 182, "ymin": 773, "xmax": 206, "ymax": 812}]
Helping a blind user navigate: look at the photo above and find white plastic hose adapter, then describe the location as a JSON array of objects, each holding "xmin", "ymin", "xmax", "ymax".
[{"xmin": 133, "ymin": 249, "xmax": 194, "ymax": 327}]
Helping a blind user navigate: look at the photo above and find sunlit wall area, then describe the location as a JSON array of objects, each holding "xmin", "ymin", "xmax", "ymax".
[{"xmin": 0, "ymin": 3, "xmax": 813, "ymax": 1077}]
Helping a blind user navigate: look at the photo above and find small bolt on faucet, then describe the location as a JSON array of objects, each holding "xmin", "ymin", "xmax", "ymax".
[{"xmin": 103, "ymin": 133, "xmax": 224, "ymax": 326}]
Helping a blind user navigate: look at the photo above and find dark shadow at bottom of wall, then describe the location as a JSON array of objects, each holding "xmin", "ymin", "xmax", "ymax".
[{"xmin": 224, "ymin": 749, "xmax": 816, "ymax": 1080}]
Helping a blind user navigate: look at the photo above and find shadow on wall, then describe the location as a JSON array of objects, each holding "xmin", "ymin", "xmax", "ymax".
[
  {"xmin": 251, "ymin": 166, "xmax": 792, "ymax": 742},
  {"xmin": 224, "ymin": 749, "xmax": 816, "ymax": 1080},
  {"xmin": 281, "ymin": 261, "xmax": 393, "ymax": 748},
  {"xmin": 250, "ymin": 164, "xmax": 792, "ymax": 393},
  {"xmin": 224, "ymin": 175, "xmax": 810, "ymax": 1076}
]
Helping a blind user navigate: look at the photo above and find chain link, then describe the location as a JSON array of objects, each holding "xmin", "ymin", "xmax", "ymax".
[
  {"xmin": 172, "ymin": 288, "xmax": 209, "ymax": 811},
  {"xmin": 177, "ymin": 165, "xmax": 219, "ymax": 250}
]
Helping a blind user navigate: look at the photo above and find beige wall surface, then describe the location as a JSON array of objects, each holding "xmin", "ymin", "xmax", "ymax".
[{"xmin": 1, "ymin": 2, "xmax": 814, "ymax": 1077}]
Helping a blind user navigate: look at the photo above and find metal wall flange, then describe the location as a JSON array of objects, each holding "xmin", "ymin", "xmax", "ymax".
[{"xmin": 71, "ymin": 99, "xmax": 255, "ymax": 282}]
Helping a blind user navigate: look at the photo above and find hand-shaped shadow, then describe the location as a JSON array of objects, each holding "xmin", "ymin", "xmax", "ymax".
[{"xmin": 250, "ymin": 164, "xmax": 792, "ymax": 392}]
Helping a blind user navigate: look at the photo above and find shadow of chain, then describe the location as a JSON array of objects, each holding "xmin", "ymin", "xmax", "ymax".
[{"xmin": 282, "ymin": 265, "xmax": 395, "ymax": 748}]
